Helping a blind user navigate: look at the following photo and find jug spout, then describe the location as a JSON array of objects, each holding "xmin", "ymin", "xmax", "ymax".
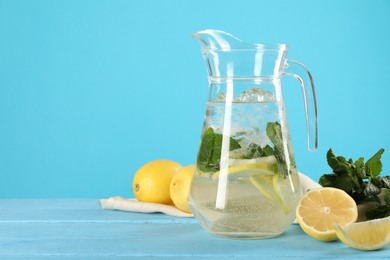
[
  {"xmin": 192, "ymin": 29, "xmax": 250, "ymax": 51},
  {"xmin": 193, "ymin": 29, "xmax": 287, "ymax": 78}
]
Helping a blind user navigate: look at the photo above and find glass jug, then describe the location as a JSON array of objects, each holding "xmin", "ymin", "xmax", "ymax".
[{"xmin": 188, "ymin": 30, "xmax": 318, "ymax": 239}]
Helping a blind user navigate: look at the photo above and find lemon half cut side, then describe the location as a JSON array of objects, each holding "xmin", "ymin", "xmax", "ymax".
[{"xmin": 296, "ymin": 187, "xmax": 358, "ymax": 241}]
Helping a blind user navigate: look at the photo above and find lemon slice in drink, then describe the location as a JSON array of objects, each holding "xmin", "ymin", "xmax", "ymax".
[
  {"xmin": 211, "ymin": 155, "xmax": 291, "ymax": 213},
  {"xmin": 212, "ymin": 165, "xmax": 274, "ymax": 180},
  {"xmin": 249, "ymin": 174, "xmax": 290, "ymax": 214},
  {"xmin": 212, "ymin": 155, "xmax": 276, "ymax": 180},
  {"xmin": 334, "ymin": 216, "xmax": 390, "ymax": 251},
  {"xmin": 228, "ymin": 155, "xmax": 276, "ymax": 168},
  {"xmin": 273, "ymin": 173, "xmax": 301, "ymax": 214}
]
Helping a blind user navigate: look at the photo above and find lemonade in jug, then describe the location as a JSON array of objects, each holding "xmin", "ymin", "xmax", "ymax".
[{"xmin": 188, "ymin": 30, "xmax": 318, "ymax": 239}]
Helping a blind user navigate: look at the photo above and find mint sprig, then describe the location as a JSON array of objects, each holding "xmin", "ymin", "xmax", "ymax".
[{"xmin": 319, "ymin": 148, "xmax": 390, "ymax": 220}]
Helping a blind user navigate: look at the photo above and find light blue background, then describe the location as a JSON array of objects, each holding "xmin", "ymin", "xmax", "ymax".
[{"xmin": 0, "ymin": 0, "xmax": 389, "ymax": 198}]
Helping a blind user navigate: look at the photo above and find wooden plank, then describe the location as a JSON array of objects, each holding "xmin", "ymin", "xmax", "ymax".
[
  {"xmin": 0, "ymin": 199, "xmax": 196, "ymax": 223},
  {"xmin": 0, "ymin": 223, "xmax": 346, "ymax": 258},
  {"xmin": 0, "ymin": 199, "xmax": 389, "ymax": 259}
]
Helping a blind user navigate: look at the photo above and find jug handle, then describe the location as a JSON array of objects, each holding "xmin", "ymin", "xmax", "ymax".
[{"xmin": 282, "ymin": 59, "xmax": 318, "ymax": 152}]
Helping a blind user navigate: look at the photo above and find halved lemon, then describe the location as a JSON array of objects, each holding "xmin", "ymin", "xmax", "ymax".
[
  {"xmin": 296, "ymin": 187, "xmax": 358, "ymax": 241},
  {"xmin": 334, "ymin": 216, "xmax": 390, "ymax": 250}
]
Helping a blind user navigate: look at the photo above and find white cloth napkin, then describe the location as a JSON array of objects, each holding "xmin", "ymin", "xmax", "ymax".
[
  {"xmin": 101, "ymin": 172, "xmax": 321, "ymax": 220},
  {"xmin": 298, "ymin": 172, "xmax": 322, "ymax": 193},
  {"xmin": 101, "ymin": 196, "xmax": 194, "ymax": 217}
]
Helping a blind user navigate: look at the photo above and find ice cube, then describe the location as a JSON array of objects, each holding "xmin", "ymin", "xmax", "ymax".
[
  {"xmin": 228, "ymin": 128, "xmax": 271, "ymax": 159},
  {"xmin": 238, "ymin": 87, "xmax": 275, "ymax": 102},
  {"xmin": 236, "ymin": 128, "xmax": 269, "ymax": 148}
]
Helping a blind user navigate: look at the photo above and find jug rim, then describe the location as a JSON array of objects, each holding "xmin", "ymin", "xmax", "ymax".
[
  {"xmin": 196, "ymin": 43, "xmax": 288, "ymax": 52},
  {"xmin": 193, "ymin": 29, "xmax": 287, "ymax": 51}
]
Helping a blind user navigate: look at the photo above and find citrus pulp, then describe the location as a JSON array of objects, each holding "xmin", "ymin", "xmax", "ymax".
[{"xmin": 296, "ymin": 187, "xmax": 358, "ymax": 241}]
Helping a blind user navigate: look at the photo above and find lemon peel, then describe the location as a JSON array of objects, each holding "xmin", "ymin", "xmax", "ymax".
[
  {"xmin": 334, "ymin": 216, "xmax": 390, "ymax": 251},
  {"xmin": 211, "ymin": 155, "xmax": 276, "ymax": 180},
  {"xmin": 249, "ymin": 174, "xmax": 290, "ymax": 214},
  {"xmin": 133, "ymin": 159, "xmax": 182, "ymax": 204},
  {"xmin": 170, "ymin": 165, "xmax": 194, "ymax": 213}
]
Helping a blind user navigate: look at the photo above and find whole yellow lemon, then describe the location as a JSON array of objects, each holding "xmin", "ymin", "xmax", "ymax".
[
  {"xmin": 169, "ymin": 164, "xmax": 194, "ymax": 213},
  {"xmin": 133, "ymin": 159, "xmax": 182, "ymax": 204}
]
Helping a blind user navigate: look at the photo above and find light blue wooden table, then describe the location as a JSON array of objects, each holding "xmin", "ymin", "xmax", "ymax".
[{"xmin": 0, "ymin": 199, "xmax": 388, "ymax": 259}]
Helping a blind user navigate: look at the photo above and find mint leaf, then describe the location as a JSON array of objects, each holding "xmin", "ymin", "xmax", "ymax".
[
  {"xmin": 347, "ymin": 171, "xmax": 362, "ymax": 192},
  {"xmin": 196, "ymin": 127, "xmax": 241, "ymax": 173},
  {"xmin": 365, "ymin": 205, "xmax": 390, "ymax": 219},
  {"xmin": 365, "ymin": 149, "xmax": 384, "ymax": 177},
  {"xmin": 266, "ymin": 122, "xmax": 290, "ymax": 177},
  {"xmin": 242, "ymin": 143, "xmax": 275, "ymax": 159},
  {"xmin": 243, "ymin": 143, "xmax": 263, "ymax": 159},
  {"xmin": 326, "ymin": 149, "xmax": 357, "ymax": 174},
  {"xmin": 326, "ymin": 149, "xmax": 340, "ymax": 172},
  {"xmin": 319, "ymin": 173, "xmax": 337, "ymax": 187},
  {"xmin": 229, "ymin": 137, "xmax": 241, "ymax": 151},
  {"xmin": 197, "ymin": 128, "xmax": 215, "ymax": 172},
  {"xmin": 364, "ymin": 190, "xmax": 390, "ymax": 219},
  {"xmin": 363, "ymin": 178, "xmax": 382, "ymax": 198},
  {"xmin": 380, "ymin": 176, "xmax": 390, "ymax": 189},
  {"xmin": 210, "ymin": 134, "xmax": 222, "ymax": 167},
  {"xmin": 209, "ymin": 133, "xmax": 241, "ymax": 164},
  {"xmin": 385, "ymin": 189, "xmax": 390, "ymax": 206},
  {"xmin": 263, "ymin": 145, "xmax": 275, "ymax": 156},
  {"xmin": 266, "ymin": 122, "xmax": 283, "ymax": 149},
  {"xmin": 320, "ymin": 172, "xmax": 356, "ymax": 194},
  {"xmin": 354, "ymin": 157, "xmax": 366, "ymax": 179}
]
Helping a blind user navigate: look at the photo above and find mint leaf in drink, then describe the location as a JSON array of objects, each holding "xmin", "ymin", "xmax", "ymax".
[
  {"xmin": 263, "ymin": 145, "xmax": 275, "ymax": 156},
  {"xmin": 210, "ymin": 134, "xmax": 222, "ymax": 167},
  {"xmin": 266, "ymin": 122, "xmax": 291, "ymax": 177},
  {"xmin": 242, "ymin": 143, "xmax": 262, "ymax": 159},
  {"xmin": 209, "ymin": 132, "xmax": 241, "ymax": 165},
  {"xmin": 242, "ymin": 143, "xmax": 275, "ymax": 159},
  {"xmin": 196, "ymin": 127, "xmax": 241, "ymax": 173},
  {"xmin": 266, "ymin": 122, "xmax": 282, "ymax": 150},
  {"xmin": 197, "ymin": 128, "xmax": 217, "ymax": 172}
]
